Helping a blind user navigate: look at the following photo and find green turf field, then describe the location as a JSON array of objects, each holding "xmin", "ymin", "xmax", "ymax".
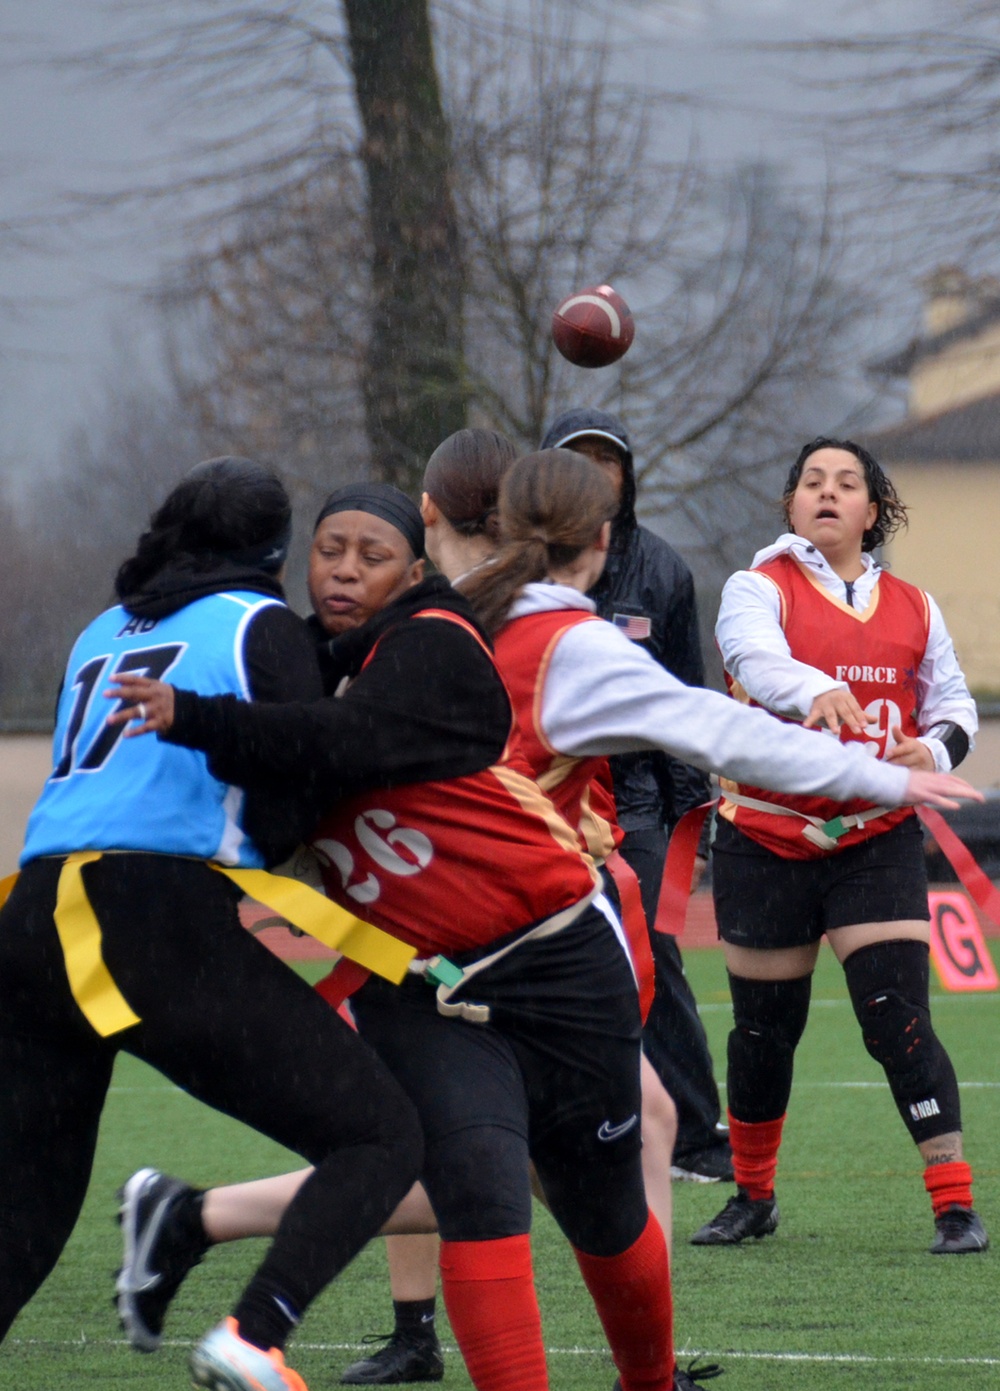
[{"xmin": 4, "ymin": 945, "xmax": 997, "ymax": 1391}]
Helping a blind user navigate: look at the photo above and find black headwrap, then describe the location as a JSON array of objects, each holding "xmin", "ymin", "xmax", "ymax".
[
  {"xmin": 225, "ymin": 519, "xmax": 292, "ymax": 574},
  {"xmin": 314, "ymin": 481, "xmax": 425, "ymax": 558}
]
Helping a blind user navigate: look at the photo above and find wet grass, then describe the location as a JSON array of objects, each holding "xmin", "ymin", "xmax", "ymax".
[{"xmin": 5, "ymin": 946, "xmax": 998, "ymax": 1391}]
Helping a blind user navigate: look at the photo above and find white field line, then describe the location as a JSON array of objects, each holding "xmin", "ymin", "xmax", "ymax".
[
  {"xmin": 783, "ymin": 1080, "xmax": 1000, "ymax": 1088},
  {"xmin": 107, "ymin": 1078, "xmax": 1000, "ymax": 1095},
  {"xmin": 698, "ymin": 994, "xmax": 999, "ymax": 1013},
  {"xmin": 8, "ymin": 1336, "xmax": 1000, "ymax": 1367}
]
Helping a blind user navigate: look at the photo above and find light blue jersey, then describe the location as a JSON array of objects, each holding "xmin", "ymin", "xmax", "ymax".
[{"xmin": 22, "ymin": 591, "xmax": 283, "ymax": 867}]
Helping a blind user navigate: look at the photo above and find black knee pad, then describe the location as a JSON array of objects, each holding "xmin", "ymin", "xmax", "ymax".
[
  {"xmin": 843, "ymin": 940, "xmax": 961, "ymax": 1144},
  {"xmin": 726, "ymin": 973, "xmax": 812, "ymax": 1123}
]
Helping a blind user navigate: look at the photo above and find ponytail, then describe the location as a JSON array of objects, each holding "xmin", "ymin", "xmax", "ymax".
[{"xmin": 460, "ymin": 449, "xmax": 616, "ymax": 636}]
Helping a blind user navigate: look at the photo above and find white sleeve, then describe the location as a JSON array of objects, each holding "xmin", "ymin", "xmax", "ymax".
[
  {"xmin": 714, "ymin": 570, "xmax": 848, "ymax": 719},
  {"xmin": 914, "ymin": 593, "xmax": 978, "ymax": 771},
  {"xmin": 541, "ymin": 621, "xmax": 912, "ymax": 806}
]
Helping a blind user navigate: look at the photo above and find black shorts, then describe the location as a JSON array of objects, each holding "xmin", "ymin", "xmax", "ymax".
[
  {"xmin": 350, "ymin": 899, "xmax": 645, "ymax": 1245},
  {"xmin": 712, "ymin": 815, "xmax": 930, "ymax": 951},
  {"xmin": 353, "ymin": 899, "xmax": 642, "ymax": 1151}
]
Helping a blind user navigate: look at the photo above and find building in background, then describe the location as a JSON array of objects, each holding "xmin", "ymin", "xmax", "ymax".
[{"xmin": 864, "ymin": 268, "xmax": 1000, "ymax": 696}]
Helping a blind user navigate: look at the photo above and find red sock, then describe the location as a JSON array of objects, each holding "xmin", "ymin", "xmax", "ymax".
[
  {"xmin": 924, "ymin": 1160, "xmax": 974, "ymax": 1217},
  {"xmin": 439, "ymin": 1236, "xmax": 547, "ymax": 1391},
  {"xmin": 729, "ymin": 1111, "xmax": 785, "ymax": 1200},
  {"xmin": 573, "ymin": 1213, "xmax": 674, "ymax": 1391}
]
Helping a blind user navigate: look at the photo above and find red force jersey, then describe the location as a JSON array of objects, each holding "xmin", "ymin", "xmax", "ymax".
[{"xmin": 719, "ymin": 554, "xmax": 930, "ymax": 860}]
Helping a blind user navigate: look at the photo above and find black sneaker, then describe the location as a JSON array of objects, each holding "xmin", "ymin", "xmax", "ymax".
[
  {"xmin": 930, "ymin": 1205, "xmax": 989, "ymax": 1254},
  {"xmin": 689, "ymin": 1188, "xmax": 779, "ymax": 1245},
  {"xmin": 613, "ymin": 1363, "xmax": 723, "ymax": 1391},
  {"xmin": 674, "ymin": 1361, "xmax": 724, "ymax": 1389},
  {"xmin": 670, "ymin": 1143, "xmax": 734, "ymax": 1184},
  {"xmin": 116, "ymin": 1167, "xmax": 205, "ymax": 1351},
  {"xmin": 340, "ymin": 1331, "xmax": 445, "ymax": 1385}
]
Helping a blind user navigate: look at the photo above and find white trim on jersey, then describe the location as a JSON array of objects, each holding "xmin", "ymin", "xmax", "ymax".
[{"xmin": 223, "ymin": 593, "xmax": 285, "ymax": 702}]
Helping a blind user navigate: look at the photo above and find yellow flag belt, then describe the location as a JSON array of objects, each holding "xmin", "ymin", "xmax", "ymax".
[{"xmin": 0, "ymin": 856, "xmax": 415, "ymax": 1039}]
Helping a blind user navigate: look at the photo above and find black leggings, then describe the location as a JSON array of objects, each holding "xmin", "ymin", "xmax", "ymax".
[
  {"xmin": 621, "ymin": 826, "xmax": 723, "ymax": 1153},
  {"xmin": 352, "ymin": 901, "xmax": 648, "ymax": 1258},
  {"xmin": 0, "ymin": 855, "xmax": 422, "ymax": 1339}
]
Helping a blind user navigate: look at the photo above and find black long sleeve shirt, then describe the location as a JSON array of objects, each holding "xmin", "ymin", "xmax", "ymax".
[{"xmin": 166, "ymin": 578, "xmax": 512, "ymax": 833}]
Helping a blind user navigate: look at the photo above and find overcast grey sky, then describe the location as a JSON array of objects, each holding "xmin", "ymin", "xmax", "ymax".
[{"xmin": 0, "ymin": 0, "xmax": 937, "ymax": 481}]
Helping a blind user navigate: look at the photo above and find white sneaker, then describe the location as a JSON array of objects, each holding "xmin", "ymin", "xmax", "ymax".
[{"xmin": 190, "ymin": 1318, "xmax": 310, "ymax": 1391}]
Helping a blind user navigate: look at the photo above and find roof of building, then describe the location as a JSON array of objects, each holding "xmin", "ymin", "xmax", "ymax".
[
  {"xmin": 862, "ymin": 390, "xmax": 1000, "ymax": 464},
  {"xmin": 870, "ymin": 298, "xmax": 1000, "ymax": 378}
]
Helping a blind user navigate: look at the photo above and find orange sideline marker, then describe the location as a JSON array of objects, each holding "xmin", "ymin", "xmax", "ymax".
[{"xmin": 927, "ymin": 891, "xmax": 999, "ymax": 992}]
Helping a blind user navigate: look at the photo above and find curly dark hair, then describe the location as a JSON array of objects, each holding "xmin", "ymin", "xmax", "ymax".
[
  {"xmin": 115, "ymin": 456, "xmax": 291, "ymax": 598},
  {"xmin": 782, "ymin": 437, "xmax": 907, "ymax": 553}
]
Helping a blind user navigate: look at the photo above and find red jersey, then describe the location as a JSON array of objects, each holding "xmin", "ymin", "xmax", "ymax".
[
  {"xmin": 493, "ymin": 607, "xmax": 653, "ymax": 1021},
  {"xmin": 719, "ymin": 554, "xmax": 930, "ymax": 860},
  {"xmin": 309, "ymin": 610, "xmax": 599, "ymax": 958},
  {"xmin": 493, "ymin": 608, "xmax": 622, "ymax": 863}
]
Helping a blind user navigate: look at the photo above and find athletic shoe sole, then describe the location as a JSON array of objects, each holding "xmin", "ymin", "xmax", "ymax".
[
  {"xmin": 190, "ymin": 1319, "xmax": 308, "ymax": 1391},
  {"xmin": 670, "ymin": 1165, "xmax": 724, "ymax": 1184}
]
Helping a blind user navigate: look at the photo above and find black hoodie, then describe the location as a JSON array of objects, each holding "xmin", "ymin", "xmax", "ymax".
[
  {"xmin": 541, "ymin": 408, "xmax": 710, "ymax": 833},
  {"xmin": 167, "ymin": 575, "xmax": 512, "ymax": 820}
]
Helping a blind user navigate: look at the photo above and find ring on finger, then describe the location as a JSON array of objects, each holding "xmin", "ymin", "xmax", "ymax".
[{"xmin": 138, "ymin": 702, "xmax": 147, "ymax": 722}]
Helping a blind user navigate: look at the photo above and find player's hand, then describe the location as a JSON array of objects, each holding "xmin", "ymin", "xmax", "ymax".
[
  {"xmin": 104, "ymin": 674, "xmax": 176, "ymax": 736},
  {"xmin": 803, "ymin": 687, "xmax": 867, "ymax": 735},
  {"xmin": 885, "ymin": 724, "xmax": 935, "ymax": 771},
  {"xmin": 903, "ymin": 769, "xmax": 984, "ymax": 810}
]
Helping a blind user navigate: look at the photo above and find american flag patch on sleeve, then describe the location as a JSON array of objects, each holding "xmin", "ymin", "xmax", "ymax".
[{"xmin": 612, "ymin": 613, "xmax": 652, "ymax": 641}]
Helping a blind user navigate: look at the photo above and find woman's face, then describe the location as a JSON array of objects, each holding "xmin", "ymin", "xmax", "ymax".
[
  {"xmin": 308, "ymin": 511, "xmax": 424, "ymax": 636},
  {"xmin": 786, "ymin": 448, "xmax": 878, "ymax": 554}
]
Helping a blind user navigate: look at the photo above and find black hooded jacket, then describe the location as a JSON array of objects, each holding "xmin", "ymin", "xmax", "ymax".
[
  {"xmin": 166, "ymin": 575, "xmax": 512, "ymax": 823},
  {"xmin": 540, "ymin": 408, "xmax": 710, "ymax": 833},
  {"xmin": 120, "ymin": 558, "xmax": 323, "ymax": 863}
]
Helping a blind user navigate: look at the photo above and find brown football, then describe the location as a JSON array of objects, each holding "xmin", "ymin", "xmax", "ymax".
[{"xmin": 551, "ymin": 284, "xmax": 635, "ymax": 368}]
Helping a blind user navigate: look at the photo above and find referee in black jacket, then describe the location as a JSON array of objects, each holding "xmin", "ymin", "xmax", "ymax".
[{"xmin": 540, "ymin": 407, "xmax": 732, "ymax": 1183}]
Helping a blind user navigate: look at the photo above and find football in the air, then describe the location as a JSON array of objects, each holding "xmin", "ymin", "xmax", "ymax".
[{"xmin": 551, "ymin": 284, "xmax": 635, "ymax": 368}]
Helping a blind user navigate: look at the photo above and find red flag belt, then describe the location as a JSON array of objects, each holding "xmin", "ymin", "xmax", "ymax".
[
  {"xmin": 655, "ymin": 799, "xmax": 718, "ymax": 937},
  {"xmin": 916, "ymin": 805, "xmax": 1000, "ymax": 927}
]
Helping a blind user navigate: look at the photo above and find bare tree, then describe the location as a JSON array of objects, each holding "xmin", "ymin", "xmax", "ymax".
[
  {"xmin": 64, "ymin": 0, "xmax": 465, "ymax": 487},
  {"xmin": 159, "ymin": 9, "xmax": 860, "ymax": 593},
  {"xmin": 0, "ymin": 490, "xmax": 50, "ymax": 726},
  {"xmin": 158, "ymin": 161, "xmax": 373, "ymax": 509},
  {"xmin": 790, "ymin": 1, "xmax": 1000, "ymax": 273},
  {"xmin": 0, "ymin": 365, "xmax": 213, "ymax": 723},
  {"xmin": 342, "ymin": 0, "xmax": 466, "ymax": 485}
]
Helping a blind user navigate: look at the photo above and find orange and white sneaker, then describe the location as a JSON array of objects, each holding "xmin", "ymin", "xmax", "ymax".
[{"xmin": 190, "ymin": 1317, "xmax": 309, "ymax": 1391}]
